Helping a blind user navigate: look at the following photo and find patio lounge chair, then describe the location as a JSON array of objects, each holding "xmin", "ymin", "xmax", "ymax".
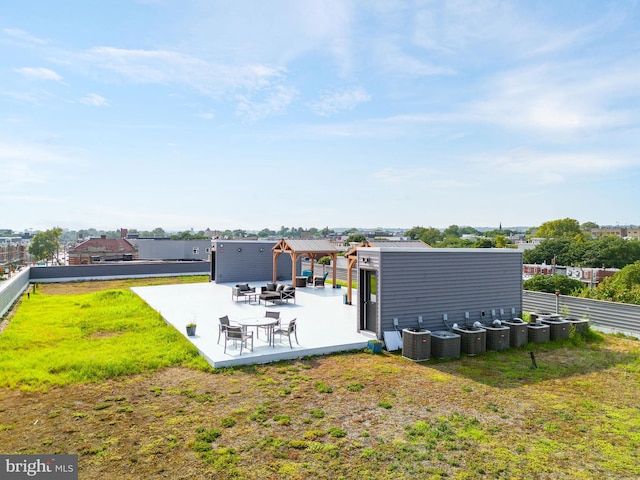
[
  {"xmin": 273, "ymin": 318, "xmax": 298, "ymax": 348},
  {"xmin": 313, "ymin": 272, "xmax": 328, "ymax": 287},
  {"xmin": 224, "ymin": 325, "xmax": 253, "ymax": 354}
]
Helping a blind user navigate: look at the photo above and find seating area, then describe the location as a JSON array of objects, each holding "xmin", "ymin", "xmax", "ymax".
[
  {"xmin": 259, "ymin": 282, "xmax": 296, "ymax": 305},
  {"xmin": 217, "ymin": 310, "xmax": 299, "ymax": 354},
  {"xmin": 133, "ymin": 280, "xmax": 371, "ymax": 368}
]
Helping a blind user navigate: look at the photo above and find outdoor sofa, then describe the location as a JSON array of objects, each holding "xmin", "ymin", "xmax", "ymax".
[
  {"xmin": 232, "ymin": 283, "xmax": 256, "ymax": 302},
  {"xmin": 259, "ymin": 283, "xmax": 296, "ymax": 305}
]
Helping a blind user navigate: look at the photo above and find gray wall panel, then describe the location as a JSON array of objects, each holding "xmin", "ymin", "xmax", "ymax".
[
  {"xmin": 369, "ymin": 249, "xmax": 522, "ymax": 336},
  {"xmin": 213, "ymin": 241, "xmax": 296, "ymax": 284},
  {"xmin": 138, "ymin": 239, "xmax": 211, "ymax": 260}
]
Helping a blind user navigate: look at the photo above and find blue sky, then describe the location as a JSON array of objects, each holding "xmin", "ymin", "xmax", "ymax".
[{"xmin": 2, "ymin": 1, "xmax": 639, "ymax": 232}]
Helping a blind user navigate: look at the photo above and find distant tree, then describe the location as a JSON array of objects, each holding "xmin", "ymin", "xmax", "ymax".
[
  {"xmin": 580, "ymin": 236, "xmax": 640, "ymax": 269},
  {"xmin": 443, "ymin": 225, "xmax": 461, "ymax": 238},
  {"xmin": 523, "ymin": 274, "xmax": 585, "ymax": 295},
  {"xmin": 460, "ymin": 226, "xmax": 480, "ymax": 235},
  {"xmin": 581, "ymin": 261, "xmax": 640, "ymax": 304},
  {"xmin": 345, "ymin": 234, "xmax": 367, "ymax": 245},
  {"xmin": 494, "ymin": 235, "xmax": 509, "ymax": 248},
  {"xmin": 419, "ymin": 228, "xmax": 443, "ymax": 246},
  {"xmin": 438, "ymin": 237, "xmax": 474, "ymax": 248},
  {"xmin": 28, "ymin": 228, "xmax": 62, "ymax": 262},
  {"xmin": 580, "ymin": 221, "xmax": 599, "ymax": 230},
  {"xmin": 523, "ymin": 238, "xmax": 574, "ymax": 265},
  {"xmin": 474, "ymin": 238, "xmax": 494, "ymax": 248},
  {"xmin": 257, "ymin": 228, "xmax": 273, "ymax": 238},
  {"xmin": 171, "ymin": 231, "xmax": 208, "ymax": 240},
  {"xmin": 317, "ymin": 256, "xmax": 331, "ymax": 265},
  {"xmin": 405, "ymin": 226, "xmax": 427, "ymax": 240},
  {"xmin": 535, "ymin": 218, "xmax": 581, "ymax": 239}
]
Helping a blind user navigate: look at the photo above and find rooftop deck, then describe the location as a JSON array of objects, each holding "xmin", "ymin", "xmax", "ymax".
[{"xmin": 132, "ymin": 281, "xmax": 372, "ymax": 368}]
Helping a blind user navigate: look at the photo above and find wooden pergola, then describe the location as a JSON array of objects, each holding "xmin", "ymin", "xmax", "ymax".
[
  {"xmin": 343, "ymin": 240, "xmax": 432, "ymax": 304},
  {"xmin": 271, "ymin": 239, "xmax": 338, "ymax": 288}
]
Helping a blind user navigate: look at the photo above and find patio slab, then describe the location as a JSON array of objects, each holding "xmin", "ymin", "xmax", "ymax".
[{"xmin": 132, "ymin": 281, "xmax": 371, "ymax": 368}]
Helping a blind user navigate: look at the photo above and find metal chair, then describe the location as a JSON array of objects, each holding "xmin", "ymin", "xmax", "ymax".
[
  {"xmin": 273, "ymin": 318, "xmax": 298, "ymax": 348},
  {"xmin": 259, "ymin": 311, "xmax": 280, "ymax": 341},
  {"xmin": 218, "ymin": 315, "xmax": 230, "ymax": 344},
  {"xmin": 224, "ymin": 325, "xmax": 253, "ymax": 354}
]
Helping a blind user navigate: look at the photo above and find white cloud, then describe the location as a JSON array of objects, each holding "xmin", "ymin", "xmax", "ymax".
[
  {"xmin": 3, "ymin": 28, "xmax": 49, "ymax": 45},
  {"xmin": 479, "ymin": 149, "xmax": 635, "ymax": 184},
  {"xmin": 308, "ymin": 86, "xmax": 371, "ymax": 116},
  {"xmin": 79, "ymin": 93, "xmax": 108, "ymax": 107},
  {"xmin": 235, "ymin": 85, "xmax": 297, "ymax": 123},
  {"xmin": 470, "ymin": 61, "xmax": 637, "ymax": 134},
  {"xmin": 0, "ymin": 141, "xmax": 75, "ymax": 191},
  {"xmin": 81, "ymin": 47, "xmax": 282, "ymax": 97},
  {"xmin": 14, "ymin": 67, "xmax": 62, "ymax": 81}
]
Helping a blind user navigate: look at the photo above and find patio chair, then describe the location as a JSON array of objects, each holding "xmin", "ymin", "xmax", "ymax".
[
  {"xmin": 313, "ymin": 272, "xmax": 328, "ymax": 287},
  {"xmin": 273, "ymin": 318, "xmax": 298, "ymax": 348},
  {"xmin": 218, "ymin": 315, "xmax": 231, "ymax": 344},
  {"xmin": 224, "ymin": 325, "xmax": 253, "ymax": 354},
  {"xmin": 258, "ymin": 311, "xmax": 280, "ymax": 340}
]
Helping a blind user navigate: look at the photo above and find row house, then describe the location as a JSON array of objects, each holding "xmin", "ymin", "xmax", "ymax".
[
  {"xmin": 68, "ymin": 235, "xmax": 137, "ymax": 265},
  {"xmin": 523, "ymin": 264, "xmax": 618, "ymax": 287}
]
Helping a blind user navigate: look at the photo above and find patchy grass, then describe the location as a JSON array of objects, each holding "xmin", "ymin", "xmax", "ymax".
[{"xmin": 1, "ymin": 278, "xmax": 639, "ymax": 479}]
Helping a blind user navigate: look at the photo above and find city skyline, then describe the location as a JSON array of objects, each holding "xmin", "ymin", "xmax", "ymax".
[{"xmin": 2, "ymin": 1, "xmax": 639, "ymax": 232}]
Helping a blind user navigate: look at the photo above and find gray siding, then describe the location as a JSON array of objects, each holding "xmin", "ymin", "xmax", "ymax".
[
  {"xmin": 213, "ymin": 241, "xmax": 296, "ymax": 284},
  {"xmin": 137, "ymin": 239, "xmax": 211, "ymax": 261},
  {"xmin": 29, "ymin": 262, "xmax": 210, "ymax": 282},
  {"xmin": 364, "ymin": 248, "xmax": 522, "ymax": 336}
]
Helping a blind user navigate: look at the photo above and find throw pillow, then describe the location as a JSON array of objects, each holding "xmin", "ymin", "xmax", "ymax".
[{"xmin": 266, "ymin": 282, "xmax": 277, "ymax": 291}]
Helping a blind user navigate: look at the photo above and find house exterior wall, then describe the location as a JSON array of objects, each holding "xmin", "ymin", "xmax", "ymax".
[
  {"xmin": 212, "ymin": 240, "xmax": 296, "ymax": 284},
  {"xmin": 137, "ymin": 239, "xmax": 211, "ymax": 261},
  {"xmin": 358, "ymin": 248, "xmax": 523, "ymax": 338}
]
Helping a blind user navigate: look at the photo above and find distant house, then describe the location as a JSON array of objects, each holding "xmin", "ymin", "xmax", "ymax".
[{"xmin": 68, "ymin": 235, "xmax": 137, "ymax": 265}]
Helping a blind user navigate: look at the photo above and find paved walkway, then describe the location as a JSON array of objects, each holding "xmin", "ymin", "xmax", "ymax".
[{"xmin": 132, "ymin": 281, "xmax": 372, "ymax": 368}]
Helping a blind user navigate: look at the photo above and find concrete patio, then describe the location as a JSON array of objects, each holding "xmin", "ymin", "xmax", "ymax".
[{"xmin": 132, "ymin": 281, "xmax": 373, "ymax": 368}]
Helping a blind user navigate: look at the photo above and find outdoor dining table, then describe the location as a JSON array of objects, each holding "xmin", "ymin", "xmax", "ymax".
[{"xmin": 235, "ymin": 317, "xmax": 279, "ymax": 347}]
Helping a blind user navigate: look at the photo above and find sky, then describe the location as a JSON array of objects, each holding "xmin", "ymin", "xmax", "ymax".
[{"xmin": 2, "ymin": 1, "xmax": 639, "ymax": 233}]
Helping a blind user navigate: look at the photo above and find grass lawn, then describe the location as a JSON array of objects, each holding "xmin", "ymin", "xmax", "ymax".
[{"xmin": 1, "ymin": 277, "xmax": 639, "ymax": 479}]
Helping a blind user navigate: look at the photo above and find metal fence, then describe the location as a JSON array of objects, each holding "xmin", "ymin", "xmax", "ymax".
[{"xmin": 523, "ymin": 290, "xmax": 640, "ymax": 338}]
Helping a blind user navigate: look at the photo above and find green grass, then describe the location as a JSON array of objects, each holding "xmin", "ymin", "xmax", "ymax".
[{"xmin": 0, "ymin": 286, "xmax": 211, "ymax": 391}]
